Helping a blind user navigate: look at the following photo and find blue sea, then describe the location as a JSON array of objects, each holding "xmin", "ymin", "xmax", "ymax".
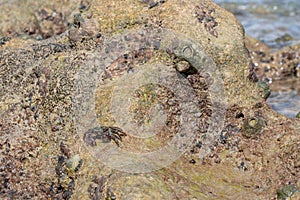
[
  {"xmin": 214, "ymin": 0, "xmax": 300, "ymax": 48},
  {"xmin": 214, "ymin": 0, "xmax": 300, "ymax": 118}
]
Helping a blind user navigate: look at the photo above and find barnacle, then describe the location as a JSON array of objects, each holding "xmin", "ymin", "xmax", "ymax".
[{"xmin": 242, "ymin": 116, "xmax": 266, "ymax": 138}]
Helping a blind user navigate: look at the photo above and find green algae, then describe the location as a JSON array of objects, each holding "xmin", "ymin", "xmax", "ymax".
[{"xmin": 277, "ymin": 184, "xmax": 299, "ymax": 200}]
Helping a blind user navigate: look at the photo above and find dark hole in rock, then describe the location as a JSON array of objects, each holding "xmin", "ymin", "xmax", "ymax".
[{"xmin": 236, "ymin": 112, "xmax": 244, "ymax": 118}]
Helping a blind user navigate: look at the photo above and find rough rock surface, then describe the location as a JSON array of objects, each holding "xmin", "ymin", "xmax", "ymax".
[
  {"xmin": 0, "ymin": 0, "xmax": 87, "ymax": 40},
  {"xmin": 0, "ymin": 0, "xmax": 299, "ymax": 199},
  {"xmin": 245, "ymin": 36, "xmax": 300, "ymax": 82}
]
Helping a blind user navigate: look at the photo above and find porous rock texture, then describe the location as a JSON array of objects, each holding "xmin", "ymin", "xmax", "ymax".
[{"xmin": 0, "ymin": 0, "xmax": 299, "ymax": 199}]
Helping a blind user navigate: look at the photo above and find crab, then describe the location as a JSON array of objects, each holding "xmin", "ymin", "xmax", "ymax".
[{"xmin": 83, "ymin": 126, "xmax": 127, "ymax": 147}]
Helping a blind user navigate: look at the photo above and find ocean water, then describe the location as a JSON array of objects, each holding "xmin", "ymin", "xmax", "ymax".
[
  {"xmin": 214, "ymin": 0, "xmax": 300, "ymax": 48},
  {"xmin": 267, "ymin": 79, "xmax": 300, "ymax": 118},
  {"xmin": 214, "ymin": 0, "xmax": 300, "ymax": 118},
  {"xmin": 267, "ymin": 90, "xmax": 300, "ymax": 118}
]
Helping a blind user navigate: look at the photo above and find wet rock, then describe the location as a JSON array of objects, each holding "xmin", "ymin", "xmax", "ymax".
[
  {"xmin": 245, "ymin": 35, "xmax": 300, "ymax": 82},
  {"xmin": 275, "ymin": 33, "xmax": 294, "ymax": 43}
]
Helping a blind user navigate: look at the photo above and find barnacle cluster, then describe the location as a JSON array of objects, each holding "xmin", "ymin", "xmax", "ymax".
[
  {"xmin": 87, "ymin": 175, "xmax": 116, "ymax": 200},
  {"xmin": 247, "ymin": 37, "xmax": 300, "ymax": 82},
  {"xmin": 194, "ymin": 3, "xmax": 218, "ymax": 38},
  {"xmin": 0, "ymin": 34, "xmax": 86, "ymax": 199},
  {"xmin": 93, "ymin": 51, "xmax": 183, "ymax": 152}
]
